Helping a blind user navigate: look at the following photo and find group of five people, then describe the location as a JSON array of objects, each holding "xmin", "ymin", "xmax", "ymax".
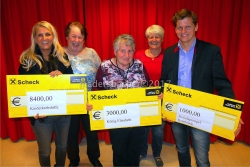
[{"xmin": 18, "ymin": 8, "xmax": 242, "ymax": 167}]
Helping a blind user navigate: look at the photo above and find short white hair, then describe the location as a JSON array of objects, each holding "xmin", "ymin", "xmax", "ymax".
[
  {"xmin": 145, "ymin": 25, "xmax": 164, "ymax": 38},
  {"xmin": 113, "ymin": 34, "xmax": 135, "ymax": 52}
]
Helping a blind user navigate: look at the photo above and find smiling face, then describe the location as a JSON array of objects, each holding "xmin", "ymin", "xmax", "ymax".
[
  {"xmin": 147, "ymin": 33, "xmax": 163, "ymax": 49},
  {"xmin": 34, "ymin": 27, "xmax": 53, "ymax": 53},
  {"xmin": 114, "ymin": 42, "xmax": 134, "ymax": 70},
  {"xmin": 66, "ymin": 25, "xmax": 85, "ymax": 53},
  {"xmin": 175, "ymin": 17, "xmax": 198, "ymax": 46}
]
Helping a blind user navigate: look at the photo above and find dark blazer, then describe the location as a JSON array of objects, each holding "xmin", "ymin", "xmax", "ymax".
[{"xmin": 160, "ymin": 38, "xmax": 234, "ymax": 99}]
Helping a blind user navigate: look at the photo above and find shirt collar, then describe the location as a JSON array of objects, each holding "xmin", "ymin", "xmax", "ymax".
[{"xmin": 177, "ymin": 38, "xmax": 196, "ymax": 53}]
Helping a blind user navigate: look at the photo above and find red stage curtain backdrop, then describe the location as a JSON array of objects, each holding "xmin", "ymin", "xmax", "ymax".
[
  {"xmin": 0, "ymin": 0, "xmax": 85, "ymax": 141},
  {"xmin": 1, "ymin": 0, "xmax": 250, "ymax": 145},
  {"xmin": 84, "ymin": 0, "xmax": 250, "ymax": 144}
]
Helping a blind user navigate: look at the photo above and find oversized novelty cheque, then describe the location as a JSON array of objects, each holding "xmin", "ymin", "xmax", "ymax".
[
  {"xmin": 162, "ymin": 83, "xmax": 244, "ymax": 141},
  {"xmin": 7, "ymin": 74, "xmax": 87, "ymax": 118},
  {"xmin": 88, "ymin": 87, "xmax": 162, "ymax": 130}
]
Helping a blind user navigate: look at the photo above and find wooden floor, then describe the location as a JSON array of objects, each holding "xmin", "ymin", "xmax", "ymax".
[{"xmin": 1, "ymin": 138, "xmax": 250, "ymax": 167}]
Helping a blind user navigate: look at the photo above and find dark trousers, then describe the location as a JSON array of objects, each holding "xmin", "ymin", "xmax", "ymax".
[
  {"xmin": 109, "ymin": 127, "xmax": 144, "ymax": 167},
  {"xmin": 67, "ymin": 114, "xmax": 100, "ymax": 165}
]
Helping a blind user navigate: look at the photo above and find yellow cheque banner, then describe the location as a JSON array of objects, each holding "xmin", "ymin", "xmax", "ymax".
[
  {"xmin": 162, "ymin": 83, "xmax": 244, "ymax": 141},
  {"xmin": 88, "ymin": 87, "xmax": 162, "ymax": 130},
  {"xmin": 7, "ymin": 74, "xmax": 87, "ymax": 118}
]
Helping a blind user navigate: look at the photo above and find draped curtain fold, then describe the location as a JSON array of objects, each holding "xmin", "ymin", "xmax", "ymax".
[
  {"xmin": 1, "ymin": 0, "xmax": 249, "ymax": 144},
  {"xmin": 0, "ymin": 0, "xmax": 85, "ymax": 141},
  {"xmin": 85, "ymin": 0, "xmax": 250, "ymax": 144}
]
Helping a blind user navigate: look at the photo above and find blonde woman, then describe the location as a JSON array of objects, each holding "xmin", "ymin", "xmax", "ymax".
[{"xmin": 18, "ymin": 21, "xmax": 73, "ymax": 167}]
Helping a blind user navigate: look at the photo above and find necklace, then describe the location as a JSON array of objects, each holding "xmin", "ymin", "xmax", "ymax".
[
  {"xmin": 115, "ymin": 58, "xmax": 132, "ymax": 82},
  {"xmin": 146, "ymin": 48, "xmax": 161, "ymax": 60}
]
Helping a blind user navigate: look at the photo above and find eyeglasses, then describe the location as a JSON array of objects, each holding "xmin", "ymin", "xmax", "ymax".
[{"xmin": 176, "ymin": 25, "xmax": 192, "ymax": 32}]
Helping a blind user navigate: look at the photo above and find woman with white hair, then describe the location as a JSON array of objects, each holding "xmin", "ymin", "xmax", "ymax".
[
  {"xmin": 94, "ymin": 34, "xmax": 150, "ymax": 166},
  {"xmin": 134, "ymin": 24, "xmax": 165, "ymax": 167}
]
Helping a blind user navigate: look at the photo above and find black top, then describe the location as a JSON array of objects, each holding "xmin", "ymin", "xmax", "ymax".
[
  {"xmin": 19, "ymin": 45, "xmax": 73, "ymax": 75},
  {"xmin": 18, "ymin": 45, "xmax": 73, "ymax": 125}
]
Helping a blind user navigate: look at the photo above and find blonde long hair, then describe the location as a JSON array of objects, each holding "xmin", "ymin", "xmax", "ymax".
[{"xmin": 20, "ymin": 21, "xmax": 70, "ymax": 71}]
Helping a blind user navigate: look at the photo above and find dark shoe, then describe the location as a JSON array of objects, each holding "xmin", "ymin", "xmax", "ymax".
[
  {"xmin": 154, "ymin": 157, "xmax": 163, "ymax": 167},
  {"xmin": 140, "ymin": 155, "xmax": 147, "ymax": 161},
  {"xmin": 91, "ymin": 160, "xmax": 103, "ymax": 167},
  {"xmin": 68, "ymin": 162, "xmax": 79, "ymax": 167}
]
